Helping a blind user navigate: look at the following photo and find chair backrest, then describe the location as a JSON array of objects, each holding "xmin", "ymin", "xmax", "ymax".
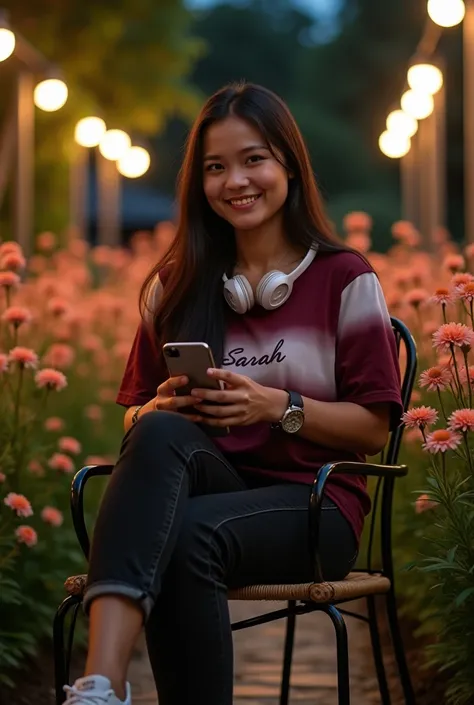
[{"xmin": 364, "ymin": 316, "xmax": 417, "ymax": 575}]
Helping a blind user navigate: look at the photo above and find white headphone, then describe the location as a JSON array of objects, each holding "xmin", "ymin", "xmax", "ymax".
[{"xmin": 222, "ymin": 246, "xmax": 318, "ymax": 314}]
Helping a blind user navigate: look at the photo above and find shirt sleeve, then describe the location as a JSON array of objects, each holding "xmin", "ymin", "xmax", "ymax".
[
  {"xmin": 335, "ymin": 271, "xmax": 403, "ymax": 430},
  {"xmin": 116, "ymin": 321, "xmax": 167, "ymax": 408}
]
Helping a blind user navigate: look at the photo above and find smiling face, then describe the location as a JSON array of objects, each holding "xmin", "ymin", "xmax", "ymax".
[{"xmin": 202, "ymin": 116, "xmax": 290, "ymax": 233}]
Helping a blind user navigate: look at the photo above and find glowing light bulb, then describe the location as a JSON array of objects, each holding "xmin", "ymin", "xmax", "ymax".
[
  {"xmin": 401, "ymin": 90, "xmax": 434, "ymax": 120},
  {"xmin": 0, "ymin": 28, "xmax": 15, "ymax": 62},
  {"xmin": 75, "ymin": 117, "xmax": 107, "ymax": 148},
  {"xmin": 99, "ymin": 129, "xmax": 131, "ymax": 161},
  {"xmin": 34, "ymin": 79, "xmax": 68, "ymax": 112},
  {"xmin": 408, "ymin": 63, "xmax": 444, "ymax": 95},
  {"xmin": 117, "ymin": 146, "xmax": 151, "ymax": 178},
  {"xmin": 386, "ymin": 110, "xmax": 418, "ymax": 138},
  {"xmin": 379, "ymin": 131, "xmax": 411, "ymax": 159},
  {"xmin": 427, "ymin": 0, "xmax": 465, "ymax": 28}
]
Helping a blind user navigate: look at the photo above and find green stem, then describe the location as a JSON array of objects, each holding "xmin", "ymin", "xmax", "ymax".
[
  {"xmin": 437, "ymin": 389, "xmax": 448, "ymax": 422},
  {"xmin": 11, "ymin": 366, "xmax": 24, "ymax": 492},
  {"xmin": 442, "ymin": 303, "xmax": 447, "ymax": 324},
  {"xmin": 463, "ymin": 433, "xmax": 474, "ymax": 477},
  {"xmin": 450, "ymin": 345, "xmax": 466, "ymax": 407},
  {"xmin": 463, "ymin": 350, "xmax": 473, "ymax": 409}
]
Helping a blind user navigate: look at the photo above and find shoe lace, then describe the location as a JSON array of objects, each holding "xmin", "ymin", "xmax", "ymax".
[{"xmin": 63, "ymin": 684, "xmax": 114, "ymax": 704}]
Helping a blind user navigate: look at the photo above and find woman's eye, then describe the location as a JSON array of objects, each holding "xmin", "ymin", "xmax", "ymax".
[
  {"xmin": 205, "ymin": 163, "xmax": 223, "ymax": 172},
  {"xmin": 247, "ymin": 154, "xmax": 265, "ymax": 164}
]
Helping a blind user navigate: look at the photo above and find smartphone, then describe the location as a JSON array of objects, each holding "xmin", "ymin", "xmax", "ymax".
[{"xmin": 162, "ymin": 342, "xmax": 229, "ymax": 436}]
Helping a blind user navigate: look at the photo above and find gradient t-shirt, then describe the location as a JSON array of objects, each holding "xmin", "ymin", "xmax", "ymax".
[{"xmin": 117, "ymin": 251, "xmax": 403, "ymax": 541}]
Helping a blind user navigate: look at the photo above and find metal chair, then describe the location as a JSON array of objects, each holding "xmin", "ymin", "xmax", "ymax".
[{"xmin": 53, "ymin": 316, "xmax": 417, "ymax": 705}]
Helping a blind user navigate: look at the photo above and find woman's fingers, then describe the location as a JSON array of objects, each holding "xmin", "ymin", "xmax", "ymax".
[
  {"xmin": 155, "ymin": 394, "xmax": 201, "ymax": 411},
  {"xmin": 157, "ymin": 375, "xmax": 188, "ymax": 397}
]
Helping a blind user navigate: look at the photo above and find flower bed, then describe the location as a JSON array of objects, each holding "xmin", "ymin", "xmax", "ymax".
[{"xmin": 1, "ymin": 217, "xmax": 473, "ymax": 702}]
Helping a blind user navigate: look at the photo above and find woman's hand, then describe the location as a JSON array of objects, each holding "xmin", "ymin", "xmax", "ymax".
[
  {"xmin": 191, "ymin": 368, "xmax": 288, "ymax": 428},
  {"xmin": 153, "ymin": 376, "xmax": 203, "ymax": 423}
]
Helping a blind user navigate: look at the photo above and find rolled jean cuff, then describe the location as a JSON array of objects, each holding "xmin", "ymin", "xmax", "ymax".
[{"xmin": 83, "ymin": 580, "xmax": 154, "ymax": 621}]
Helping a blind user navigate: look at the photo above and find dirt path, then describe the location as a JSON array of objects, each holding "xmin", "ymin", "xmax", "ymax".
[{"xmin": 128, "ymin": 599, "xmax": 404, "ymax": 704}]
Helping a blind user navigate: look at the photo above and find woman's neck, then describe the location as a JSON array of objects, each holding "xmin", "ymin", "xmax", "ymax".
[{"xmin": 234, "ymin": 221, "xmax": 302, "ymax": 273}]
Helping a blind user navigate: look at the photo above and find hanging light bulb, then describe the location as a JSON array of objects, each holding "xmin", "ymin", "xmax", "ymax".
[
  {"xmin": 117, "ymin": 146, "xmax": 151, "ymax": 178},
  {"xmin": 408, "ymin": 63, "xmax": 444, "ymax": 95},
  {"xmin": 34, "ymin": 78, "xmax": 68, "ymax": 112},
  {"xmin": 427, "ymin": 0, "xmax": 465, "ymax": 28},
  {"xmin": 379, "ymin": 131, "xmax": 411, "ymax": 159},
  {"xmin": 0, "ymin": 27, "xmax": 15, "ymax": 62},
  {"xmin": 401, "ymin": 90, "xmax": 434, "ymax": 120},
  {"xmin": 75, "ymin": 117, "xmax": 107, "ymax": 148},
  {"xmin": 386, "ymin": 110, "xmax": 418, "ymax": 138},
  {"xmin": 99, "ymin": 130, "xmax": 131, "ymax": 161}
]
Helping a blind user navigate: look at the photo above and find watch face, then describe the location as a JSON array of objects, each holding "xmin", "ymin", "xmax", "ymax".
[{"xmin": 282, "ymin": 408, "xmax": 304, "ymax": 434}]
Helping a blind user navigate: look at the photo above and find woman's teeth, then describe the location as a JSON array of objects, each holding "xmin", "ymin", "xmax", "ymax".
[{"xmin": 229, "ymin": 195, "xmax": 260, "ymax": 206}]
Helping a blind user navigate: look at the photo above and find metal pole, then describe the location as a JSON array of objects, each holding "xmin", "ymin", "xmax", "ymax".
[
  {"xmin": 14, "ymin": 70, "xmax": 34, "ymax": 256},
  {"xmin": 464, "ymin": 0, "xmax": 474, "ymax": 242},
  {"xmin": 401, "ymin": 134, "xmax": 420, "ymax": 228},
  {"xmin": 97, "ymin": 153, "xmax": 121, "ymax": 247},
  {"xmin": 69, "ymin": 146, "xmax": 88, "ymax": 241}
]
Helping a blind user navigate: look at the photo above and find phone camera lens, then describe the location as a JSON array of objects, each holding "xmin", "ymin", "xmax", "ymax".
[{"xmin": 165, "ymin": 347, "xmax": 180, "ymax": 358}]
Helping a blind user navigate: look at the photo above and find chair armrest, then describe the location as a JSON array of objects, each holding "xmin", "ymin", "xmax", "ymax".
[
  {"xmin": 308, "ymin": 461, "xmax": 408, "ymax": 583},
  {"xmin": 71, "ymin": 464, "xmax": 114, "ymax": 560}
]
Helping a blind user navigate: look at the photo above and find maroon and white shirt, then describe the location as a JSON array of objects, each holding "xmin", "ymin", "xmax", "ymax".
[{"xmin": 117, "ymin": 251, "xmax": 402, "ymax": 542}]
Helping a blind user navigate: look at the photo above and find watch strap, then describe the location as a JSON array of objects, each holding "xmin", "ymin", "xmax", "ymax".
[
  {"xmin": 131, "ymin": 405, "xmax": 144, "ymax": 425},
  {"xmin": 285, "ymin": 389, "xmax": 304, "ymax": 410}
]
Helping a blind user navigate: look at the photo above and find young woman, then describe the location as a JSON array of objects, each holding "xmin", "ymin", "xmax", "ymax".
[{"xmin": 64, "ymin": 82, "xmax": 402, "ymax": 705}]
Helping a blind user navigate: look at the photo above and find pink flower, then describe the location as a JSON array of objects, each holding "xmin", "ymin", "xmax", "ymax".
[
  {"xmin": 415, "ymin": 494, "xmax": 438, "ymax": 514},
  {"xmin": 460, "ymin": 366, "xmax": 474, "ymax": 387},
  {"xmin": 36, "ymin": 231, "xmax": 57, "ymax": 252},
  {"xmin": 48, "ymin": 452, "xmax": 75, "ymax": 474},
  {"xmin": 448, "ymin": 409, "xmax": 474, "ymax": 433},
  {"xmin": 41, "ymin": 506, "xmax": 63, "ymax": 527},
  {"xmin": 443, "ymin": 254, "xmax": 465, "ymax": 273},
  {"xmin": 27, "ymin": 459, "xmax": 44, "ymax": 477},
  {"xmin": 343, "ymin": 212, "xmax": 372, "ymax": 233},
  {"xmin": 47, "ymin": 297, "xmax": 71, "ymax": 317},
  {"xmin": 419, "ymin": 366, "xmax": 451, "ymax": 391},
  {"xmin": 402, "ymin": 406, "xmax": 439, "ymax": 429},
  {"xmin": 0, "ymin": 353, "xmax": 8, "ymax": 373},
  {"xmin": 457, "ymin": 281, "xmax": 474, "ymax": 304},
  {"xmin": 1, "ymin": 306, "xmax": 32, "ymax": 328},
  {"xmin": 58, "ymin": 436, "xmax": 82, "ymax": 455},
  {"xmin": 423, "ymin": 429, "xmax": 462, "ymax": 453},
  {"xmin": 1, "ymin": 251, "xmax": 26, "ymax": 272},
  {"xmin": 0, "ymin": 472, "xmax": 6, "ymax": 482},
  {"xmin": 430, "ymin": 287, "xmax": 453, "ymax": 306},
  {"xmin": 0, "ymin": 241, "xmax": 22, "ymax": 257},
  {"xmin": 405, "ymin": 288, "xmax": 429, "ymax": 308},
  {"xmin": 465, "ymin": 243, "xmax": 474, "ymax": 260},
  {"xmin": 44, "ymin": 416, "xmax": 65, "ymax": 432},
  {"xmin": 82, "ymin": 334, "xmax": 103, "ymax": 352},
  {"xmin": 346, "ymin": 232, "xmax": 371, "ymax": 253},
  {"xmin": 85, "ymin": 404, "xmax": 103, "ymax": 422},
  {"xmin": 84, "ymin": 455, "xmax": 108, "ymax": 466},
  {"xmin": 43, "ymin": 343, "xmax": 75, "ymax": 369},
  {"xmin": 15, "ymin": 525, "xmax": 38, "ymax": 547},
  {"xmin": 451, "ymin": 273, "xmax": 473, "ymax": 288},
  {"xmin": 4, "ymin": 492, "xmax": 33, "ymax": 517},
  {"xmin": 35, "ymin": 368, "xmax": 67, "ymax": 391},
  {"xmin": 8, "ymin": 346, "xmax": 38, "ymax": 369},
  {"xmin": 0, "ymin": 271, "xmax": 21, "ymax": 289},
  {"xmin": 391, "ymin": 221, "xmax": 419, "ymax": 245},
  {"xmin": 432, "ymin": 323, "xmax": 474, "ymax": 352}
]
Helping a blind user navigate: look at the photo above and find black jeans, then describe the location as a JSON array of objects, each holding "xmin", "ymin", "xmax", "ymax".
[{"xmin": 85, "ymin": 411, "xmax": 357, "ymax": 705}]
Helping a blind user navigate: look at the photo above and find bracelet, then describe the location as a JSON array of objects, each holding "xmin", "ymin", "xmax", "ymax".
[{"xmin": 131, "ymin": 405, "xmax": 144, "ymax": 425}]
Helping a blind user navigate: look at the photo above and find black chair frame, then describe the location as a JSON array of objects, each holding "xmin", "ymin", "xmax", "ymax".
[{"xmin": 53, "ymin": 316, "xmax": 417, "ymax": 705}]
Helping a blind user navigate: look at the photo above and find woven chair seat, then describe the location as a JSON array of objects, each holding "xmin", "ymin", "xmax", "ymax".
[{"xmin": 64, "ymin": 571, "xmax": 390, "ymax": 604}]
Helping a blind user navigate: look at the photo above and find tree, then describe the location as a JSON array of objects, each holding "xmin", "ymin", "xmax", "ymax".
[{"xmin": 0, "ymin": 0, "xmax": 204, "ymax": 232}]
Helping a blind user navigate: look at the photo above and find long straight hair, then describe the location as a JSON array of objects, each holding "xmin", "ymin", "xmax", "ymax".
[{"xmin": 140, "ymin": 82, "xmax": 350, "ymax": 365}]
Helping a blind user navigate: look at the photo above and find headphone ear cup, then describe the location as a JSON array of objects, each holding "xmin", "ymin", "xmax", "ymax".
[
  {"xmin": 223, "ymin": 274, "xmax": 255, "ymax": 314},
  {"xmin": 256, "ymin": 271, "xmax": 292, "ymax": 310}
]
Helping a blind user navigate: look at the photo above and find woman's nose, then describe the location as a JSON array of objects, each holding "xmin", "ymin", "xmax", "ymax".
[{"xmin": 225, "ymin": 168, "xmax": 250, "ymax": 190}]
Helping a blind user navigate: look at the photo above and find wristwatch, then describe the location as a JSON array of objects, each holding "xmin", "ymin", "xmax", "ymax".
[{"xmin": 275, "ymin": 390, "xmax": 305, "ymax": 434}]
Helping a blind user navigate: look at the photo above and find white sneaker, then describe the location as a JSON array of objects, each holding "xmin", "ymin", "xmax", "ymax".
[{"xmin": 63, "ymin": 675, "xmax": 131, "ymax": 705}]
